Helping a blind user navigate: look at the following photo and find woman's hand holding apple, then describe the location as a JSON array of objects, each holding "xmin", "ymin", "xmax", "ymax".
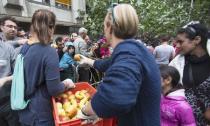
[
  {"xmin": 63, "ymin": 79, "xmax": 75, "ymax": 90},
  {"xmin": 75, "ymin": 54, "xmax": 95, "ymax": 67}
]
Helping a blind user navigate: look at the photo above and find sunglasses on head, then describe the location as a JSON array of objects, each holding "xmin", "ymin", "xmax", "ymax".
[
  {"xmin": 110, "ymin": 3, "xmax": 118, "ymax": 25},
  {"xmin": 182, "ymin": 21, "xmax": 199, "ymax": 28},
  {"xmin": 186, "ymin": 26, "xmax": 197, "ymax": 35},
  {"xmin": 183, "ymin": 21, "xmax": 200, "ymax": 34}
]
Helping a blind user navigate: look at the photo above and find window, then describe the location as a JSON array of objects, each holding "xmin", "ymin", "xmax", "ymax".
[
  {"xmin": 55, "ymin": 0, "xmax": 71, "ymax": 10},
  {"xmin": 30, "ymin": 0, "xmax": 50, "ymax": 5}
]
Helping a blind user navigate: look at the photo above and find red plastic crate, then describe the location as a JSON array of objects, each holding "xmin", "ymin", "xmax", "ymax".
[{"xmin": 52, "ymin": 82, "xmax": 114, "ymax": 126}]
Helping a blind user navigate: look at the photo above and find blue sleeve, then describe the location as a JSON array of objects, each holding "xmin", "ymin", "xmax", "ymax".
[
  {"xmin": 91, "ymin": 53, "xmax": 143, "ymax": 118},
  {"xmin": 7, "ymin": 40, "xmax": 19, "ymax": 48},
  {"xmin": 59, "ymin": 54, "xmax": 72, "ymax": 69},
  {"xmin": 45, "ymin": 49, "xmax": 65, "ymax": 96},
  {"xmin": 67, "ymin": 57, "xmax": 75, "ymax": 66},
  {"xmin": 93, "ymin": 58, "xmax": 111, "ymax": 72}
]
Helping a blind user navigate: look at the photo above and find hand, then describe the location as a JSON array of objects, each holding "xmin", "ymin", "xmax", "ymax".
[
  {"xmin": 18, "ymin": 39, "xmax": 28, "ymax": 45},
  {"xmin": 77, "ymin": 110, "xmax": 100, "ymax": 125},
  {"xmin": 78, "ymin": 55, "xmax": 94, "ymax": 67},
  {"xmin": 0, "ymin": 76, "xmax": 12, "ymax": 88},
  {"xmin": 62, "ymin": 79, "xmax": 75, "ymax": 90},
  {"xmin": 0, "ymin": 78, "xmax": 7, "ymax": 88},
  {"xmin": 204, "ymin": 108, "xmax": 210, "ymax": 121},
  {"xmin": 62, "ymin": 46, "xmax": 67, "ymax": 52}
]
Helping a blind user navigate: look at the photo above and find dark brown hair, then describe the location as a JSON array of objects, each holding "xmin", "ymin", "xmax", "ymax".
[
  {"xmin": 159, "ymin": 65, "xmax": 183, "ymax": 96},
  {"xmin": 177, "ymin": 23, "xmax": 208, "ymax": 51},
  {"xmin": 31, "ymin": 9, "xmax": 56, "ymax": 44},
  {"xmin": 0, "ymin": 16, "xmax": 18, "ymax": 25},
  {"xmin": 159, "ymin": 34, "xmax": 171, "ymax": 43}
]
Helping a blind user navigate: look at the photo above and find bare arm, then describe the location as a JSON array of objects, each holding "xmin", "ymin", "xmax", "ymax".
[{"xmin": 0, "ymin": 76, "xmax": 12, "ymax": 88}]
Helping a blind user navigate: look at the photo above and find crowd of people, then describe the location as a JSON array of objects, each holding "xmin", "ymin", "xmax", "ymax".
[{"xmin": 0, "ymin": 3, "xmax": 210, "ymax": 126}]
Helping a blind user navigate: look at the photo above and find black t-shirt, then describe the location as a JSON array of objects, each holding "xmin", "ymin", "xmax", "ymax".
[
  {"xmin": 57, "ymin": 48, "xmax": 64, "ymax": 61},
  {"xmin": 183, "ymin": 54, "xmax": 210, "ymax": 89}
]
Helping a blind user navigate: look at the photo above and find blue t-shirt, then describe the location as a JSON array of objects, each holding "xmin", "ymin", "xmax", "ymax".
[
  {"xmin": 92, "ymin": 39, "xmax": 161, "ymax": 126},
  {"xmin": 18, "ymin": 43, "xmax": 65, "ymax": 125}
]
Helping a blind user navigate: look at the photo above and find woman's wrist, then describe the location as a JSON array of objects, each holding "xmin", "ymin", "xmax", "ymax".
[
  {"xmin": 81, "ymin": 106, "xmax": 90, "ymax": 116},
  {"xmin": 88, "ymin": 59, "xmax": 95, "ymax": 67},
  {"xmin": 5, "ymin": 76, "xmax": 12, "ymax": 82}
]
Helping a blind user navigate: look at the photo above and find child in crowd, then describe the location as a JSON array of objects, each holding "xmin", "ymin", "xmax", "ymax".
[
  {"xmin": 159, "ymin": 65, "xmax": 196, "ymax": 126},
  {"xmin": 59, "ymin": 43, "xmax": 76, "ymax": 81}
]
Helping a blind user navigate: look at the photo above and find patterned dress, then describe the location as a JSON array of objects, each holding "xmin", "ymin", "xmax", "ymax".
[{"xmin": 185, "ymin": 76, "xmax": 210, "ymax": 126}]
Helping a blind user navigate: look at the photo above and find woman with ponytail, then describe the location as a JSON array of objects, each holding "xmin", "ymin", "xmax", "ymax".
[{"xmin": 16, "ymin": 9, "xmax": 75, "ymax": 126}]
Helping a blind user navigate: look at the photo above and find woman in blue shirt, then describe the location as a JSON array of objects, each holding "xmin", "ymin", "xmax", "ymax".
[
  {"xmin": 77, "ymin": 4, "xmax": 161, "ymax": 126},
  {"xmin": 16, "ymin": 9, "xmax": 75, "ymax": 126}
]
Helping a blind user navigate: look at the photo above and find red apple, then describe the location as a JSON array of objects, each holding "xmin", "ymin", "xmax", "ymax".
[
  {"xmin": 67, "ymin": 91, "xmax": 73, "ymax": 96},
  {"xmin": 61, "ymin": 94, "xmax": 68, "ymax": 99},
  {"xmin": 59, "ymin": 116, "xmax": 70, "ymax": 121}
]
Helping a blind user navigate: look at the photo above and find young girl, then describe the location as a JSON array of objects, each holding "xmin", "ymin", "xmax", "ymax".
[
  {"xmin": 160, "ymin": 65, "xmax": 196, "ymax": 126},
  {"xmin": 59, "ymin": 43, "xmax": 76, "ymax": 81}
]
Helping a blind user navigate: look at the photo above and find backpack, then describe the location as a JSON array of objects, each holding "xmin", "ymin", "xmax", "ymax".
[{"xmin": 11, "ymin": 45, "xmax": 30, "ymax": 110}]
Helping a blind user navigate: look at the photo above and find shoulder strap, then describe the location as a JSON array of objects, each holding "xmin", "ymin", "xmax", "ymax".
[
  {"xmin": 11, "ymin": 54, "xmax": 30, "ymax": 110},
  {"xmin": 188, "ymin": 64, "xmax": 196, "ymax": 90},
  {"xmin": 20, "ymin": 43, "xmax": 31, "ymax": 56}
]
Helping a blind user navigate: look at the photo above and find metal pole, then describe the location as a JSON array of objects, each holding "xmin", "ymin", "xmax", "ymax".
[{"xmin": 189, "ymin": 0, "xmax": 194, "ymax": 21}]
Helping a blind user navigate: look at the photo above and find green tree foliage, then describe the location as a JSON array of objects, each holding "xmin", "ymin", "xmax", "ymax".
[
  {"xmin": 84, "ymin": 0, "xmax": 108, "ymax": 39},
  {"xmin": 84, "ymin": 0, "xmax": 210, "ymax": 42}
]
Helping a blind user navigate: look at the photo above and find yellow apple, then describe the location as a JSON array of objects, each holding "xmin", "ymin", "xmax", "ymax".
[
  {"xmin": 79, "ymin": 98, "xmax": 88, "ymax": 109},
  {"xmin": 56, "ymin": 102, "xmax": 63, "ymax": 109},
  {"xmin": 63, "ymin": 102, "xmax": 71, "ymax": 111},
  {"xmin": 65, "ymin": 105, "xmax": 78, "ymax": 118},
  {"xmin": 58, "ymin": 108, "xmax": 66, "ymax": 117},
  {"xmin": 68, "ymin": 94, "xmax": 76, "ymax": 101},
  {"xmin": 75, "ymin": 91, "xmax": 84, "ymax": 100},
  {"xmin": 70, "ymin": 99, "xmax": 78, "ymax": 108}
]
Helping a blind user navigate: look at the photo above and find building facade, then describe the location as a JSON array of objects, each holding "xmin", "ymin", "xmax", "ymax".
[{"xmin": 0, "ymin": 0, "xmax": 86, "ymax": 35}]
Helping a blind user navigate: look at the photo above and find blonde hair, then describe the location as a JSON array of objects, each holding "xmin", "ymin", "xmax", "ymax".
[{"xmin": 106, "ymin": 4, "xmax": 139, "ymax": 39}]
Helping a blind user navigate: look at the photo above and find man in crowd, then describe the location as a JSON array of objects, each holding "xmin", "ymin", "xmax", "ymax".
[
  {"xmin": 0, "ymin": 40, "xmax": 20, "ymax": 126},
  {"xmin": 153, "ymin": 35, "xmax": 175, "ymax": 65},
  {"xmin": 0, "ymin": 16, "xmax": 27, "ymax": 48},
  {"xmin": 0, "ymin": 16, "xmax": 21, "ymax": 126},
  {"xmin": 17, "ymin": 28, "xmax": 26, "ymax": 39},
  {"xmin": 70, "ymin": 33, "xmax": 78, "ymax": 42},
  {"xmin": 73, "ymin": 27, "xmax": 93, "ymax": 57},
  {"xmin": 73, "ymin": 27, "xmax": 93, "ymax": 82},
  {"xmin": 55, "ymin": 36, "xmax": 64, "ymax": 61}
]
